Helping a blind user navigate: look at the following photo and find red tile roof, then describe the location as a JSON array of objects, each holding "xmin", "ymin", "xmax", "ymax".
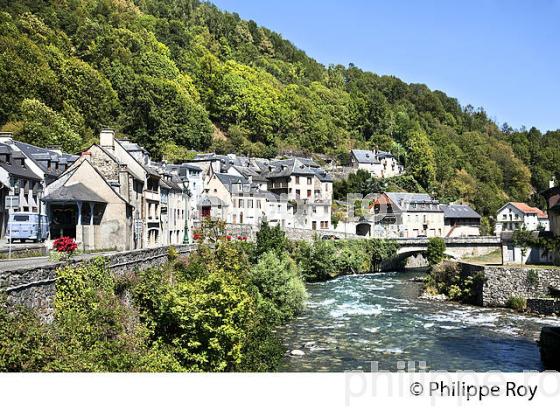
[{"xmin": 509, "ymin": 202, "xmax": 547, "ymax": 218}]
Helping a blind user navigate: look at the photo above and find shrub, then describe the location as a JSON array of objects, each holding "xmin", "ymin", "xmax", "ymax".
[
  {"xmin": 427, "ymin": 237, "xmax": 446, "ymax": 267},
  {"xmin": 250, "ymin": 251, "xmax": 307, "ymax": 323},
  {"xmin": 52, "ymin": 236, "xmax": 78, "ymax": 256},
  {"xmin": 526, "ymin": 269, "xmax": 539, "ymax": 286},
  {"xmin": 506, "ymin": 296, "xmax": 527, "ymax": 312},
  {"xmin": 254, "ymin": 221, "xmax": 288, "ymax": 260}
]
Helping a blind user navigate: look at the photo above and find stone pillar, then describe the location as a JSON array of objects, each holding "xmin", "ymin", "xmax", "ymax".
[
  {"xmin": 89, "ymin": 203, "xmax": 94, "ymax": 225},
  {"xmin": 76, "ymin": 201, "xmax": 83, "ymax": 249}
]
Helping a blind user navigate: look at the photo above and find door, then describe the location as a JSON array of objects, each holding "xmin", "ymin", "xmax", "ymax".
[
  {"xmin": 312, "ymin": 221, "xmax": 317, "ymax": 230},
  {"xmin": 201, "ymin": 206, "xmax": 211, "ymax": 218}
]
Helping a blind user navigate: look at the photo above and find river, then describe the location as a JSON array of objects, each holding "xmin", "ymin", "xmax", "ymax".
[{"xmin": 280, "ymin": 270, "xmax": 560, "ymax": 372}]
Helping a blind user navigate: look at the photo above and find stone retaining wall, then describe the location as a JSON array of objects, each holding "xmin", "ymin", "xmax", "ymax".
[
  {"xmin": 459, "ymin": 262, "xmax": 560, "ymax": 307},
  {"xmin": 527, "ymin": 298, "xmax": 560, "ymax": 315},
  {"xmin": 0, "ymin": 244, "xmax": 196, "ymax": 319}
]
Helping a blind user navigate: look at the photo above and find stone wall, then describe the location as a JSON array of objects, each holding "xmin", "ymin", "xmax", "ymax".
[
  {"xmin": 459, "ymin": 262, "xmax": 560, "ymax": 307},
  {"xmin": 284, "ymin": 227, "xmax": 359, "ymax": 241},
  {"xmin": 527, "ymin": 299, "xmax": 560, "ymax": 315},
  {"xmin": 0, "ymin": 244, "xmax": 196, "ymax": 320}
]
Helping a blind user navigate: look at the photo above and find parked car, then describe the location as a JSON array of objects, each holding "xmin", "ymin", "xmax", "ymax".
[
  {"xmin": 321, "ymin": 234, "xmax": 340, "ymax": 240},
  {"xmin": 6, "ymin": 212, "xmax": 49, "ymax": 243}
]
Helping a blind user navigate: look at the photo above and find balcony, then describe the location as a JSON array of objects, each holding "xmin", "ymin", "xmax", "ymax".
[{"xmin": 144, "ymin": 190, "xmax": 160, "ymax": 202}]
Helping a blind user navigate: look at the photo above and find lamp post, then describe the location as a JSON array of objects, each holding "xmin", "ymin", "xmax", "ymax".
[{"xmin": 182, "ymin": 178, "xmax": 191, "ymax": 244}]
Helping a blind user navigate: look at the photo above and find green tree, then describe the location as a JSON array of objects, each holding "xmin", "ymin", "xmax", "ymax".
[
  {"xmin": 405, "ymin": 129, "xmax": 436, "ymax": 190},
  {"xmin": 426, "ymin": 237, "xmax": 446, "ymax": 267},
  {"xmin": 250, "ymin": 251, "xmax": 307, "ymax": 322},
  {"xmin": 14, "ymin": 98, "xmax": 83, "ymax": 152}
]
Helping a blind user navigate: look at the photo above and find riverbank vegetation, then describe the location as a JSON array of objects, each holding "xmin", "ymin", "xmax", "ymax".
[
  {"xmin": 0, "ymin": 226, "xmax": 308, "ymax": 371},
  {"xmin": 423, "ymin": 261, "xmax": 485, "ymax": 304}
]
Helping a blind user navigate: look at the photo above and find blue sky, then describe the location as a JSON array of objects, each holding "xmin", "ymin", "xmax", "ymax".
[{"xmin": 211, "ymin": 0, "xmax": 560, "ymax": 132}]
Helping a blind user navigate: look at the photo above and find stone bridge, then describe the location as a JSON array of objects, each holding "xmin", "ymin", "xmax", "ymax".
[
  {"xmin": 379, "ymin": 236, "xmax": 501, "ymax": 270},
  {"xmin": 394, "ymin": 236, "xmax": 501, "ymax": 259}
]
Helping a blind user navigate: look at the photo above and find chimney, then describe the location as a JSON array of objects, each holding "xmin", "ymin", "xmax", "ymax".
[
  {"xmin": 0, "ymin": 132, "xmax": 13, "ymax": 143},
  {"xmin": 100, "ymin": 129, "xmax": 115, "ymax": 149}
]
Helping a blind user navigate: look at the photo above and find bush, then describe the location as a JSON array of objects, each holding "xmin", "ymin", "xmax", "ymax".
[
  {"xmin": 506, "ymin": 296, "xmax": 527, "ymax": 312},
  {"xmin": 250, "ymin": 251, "xmax": 307, "ymax": 322},
  {"xmin": 427, "ymin": 237, "xmax": 446, "ymax": 267},
  {"xmin": 254, "ymin": 221, "xmax": 288, "ymax": 260},
  {"xmin": 527, "ymin": 270, "xmax": 539, "ymax": 286},
  {"xmin": 424, "ymin": 260, "xmax": 485, "ymax": 303},
  {"xmin": 52, "ymin": 236, "xmax": 78, "ymax": 255}
]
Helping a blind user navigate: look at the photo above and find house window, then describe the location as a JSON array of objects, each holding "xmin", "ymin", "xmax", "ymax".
[
  {"xmin": 307, "ymin": 177, "xmax": 312, "ymax": 185},
  {"xmin": 248, "ymin": 200, "xmax": 253, "ymax": 208},
  {"xmin": 296, "ymin": 189, "xmax": 300, "ymax": 198},
  {"xmin": 320, "ymin": 221, "xmax": 329, "ymax": 229},
  {"xmin": 239, "ymin": 199, "xmax": 244, "ymax": 208},
  {"xmin": 307, "ymin": 190, "xmax": 312, "ymax": 198},
  {"xmin": 313, "ymin": 206, "xmax": 317, "ymax": 214},
  {"xmin": 295, "ymin": 176, "xmax": 300, "ymax": 184},
  {"xmin": 256, "ymin": 200, "xmax": 261, "ymax": 209}
]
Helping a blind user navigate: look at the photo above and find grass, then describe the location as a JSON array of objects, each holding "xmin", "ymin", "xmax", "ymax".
[
  {"xmin": 461, "ymin": 249, "xmax": 503, "ymax": 265},
  {"xmin": 506, "ymin": 296, "xmax": 527, "ymax": 312},
  {"xmin": 0, "ymin": 249, "xmax": 46, "ymax": 260}
]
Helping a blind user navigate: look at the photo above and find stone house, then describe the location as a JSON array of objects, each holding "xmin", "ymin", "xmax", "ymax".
[
  {"xmin": 165, "ymin": 163, "xmax": 203, "ymax": 241},
  {"xmin": 495, "ymin": 202, "xmax": 549, "ymax": 236},
  {"xmin": 262, "ymin": 158, "xmax": 333, "ymax": 230},
  {"xmin": 159, "ymin": 172, "xmax": 186, "ymax": 246},
  {"xmin": 374, "ymin": 192, "xmax": 445, "ymax": 238},
  {"xmin": 349, "ymin": 149, "xmax": 404, "ymax": 178},
  {"xmin": 0, "ymin": 133, "xmax": 78, "ymax": 237},
  {"xmin": 0, "ymin": 143, "xmax": 43, "ymax": 237},
  {"xmin": 42, "ymin": 158, "xmax": 134, "ymax": 251},
  {"xmin": 203, "ymin": 171, "xmax": 290, "ymax": 228},
  {"xmin": 441, "ymin": 204, "xmax": 481, "ymax": 237}
]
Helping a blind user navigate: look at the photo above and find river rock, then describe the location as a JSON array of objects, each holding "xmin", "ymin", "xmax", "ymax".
[
  {"xmin": 418, "ymin": 293, "xmax": 448, "ymax": 301},
  {"xmin": 290, "ymin": 349, "xmax": 305, "ymax": 357},
  {"xmin": 303, "ymin": 341, "xmax": 316, "ymax": 349}
]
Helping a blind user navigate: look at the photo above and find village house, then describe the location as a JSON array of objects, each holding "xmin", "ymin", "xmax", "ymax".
[
  {"xmin": 0, "ymin": 143, "xmax": 43, "ymax": 237},
  {"xmin": 42, "ymin": 158, "xmax": 134, "ymax": 251},
  {"xmin": 495, "ymin": 202, "xmax": 549, "ymax": 236},
  {"xmin": 441, "ymin": 204, "xmax": 481, "ymax": 237},
  {"xmin": 262, "ymin": 158, "xmax": 333, "ymax": 230},
  {"xmin": 158, "ymin": 171, "xmax": 186, "ymax": 245},
  {"xmin": 349, "ymin": 149, "xmax": 404, "ymax": 178},
  {"xmin": 0, "ymin": 133, "xmax": 79, "ymax": 238},
  {"xmin": 372, "ymin": 192, "xmax": 445, "ymax": 238},
  {"xmin": 165, "ymin": 163, "xmax": 203, "ymax": 240},
  {"xmin": 203, "ymin": 171, "xmax": 290, "ymax": 228}
]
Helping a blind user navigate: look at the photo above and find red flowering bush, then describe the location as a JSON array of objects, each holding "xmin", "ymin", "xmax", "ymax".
[{"xmin": 52, "ymin": 236, "xmax": 78, "ymax": 254}]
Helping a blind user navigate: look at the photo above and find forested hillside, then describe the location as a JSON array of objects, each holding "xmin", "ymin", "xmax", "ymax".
[{"xmin": 0, "ymin": 0, "xmax": 558, "ymax": 216}]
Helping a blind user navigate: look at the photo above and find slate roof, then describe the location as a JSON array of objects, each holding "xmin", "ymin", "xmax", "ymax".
[
  {"xmin": 42, "ymin": 182, "xmax": 107, "ymax": 203},
  {"xmin": 14, "ymin": 141, "xmax": 78, "ymax": 177},
  {"xmin": 441, "ymin": 204, "xmax": 481, "ymax": 219},
  {"xmin": 0, "ymin": 162, "xmax": 42, "ymax": 180},
  {"xmin": 232, "ymin": 165, "xmax": 268, "ymax": 182},
  {"xmin": 0, "ymin": 142, "xmax": 42, "ymax": 180},
  {"xmin": 385, "ymin": 192, "xmax": 442, "ymax": 212},
  {"xmin": 351, "ymin": 149, "xmax": 395, "ymax": 164}
]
